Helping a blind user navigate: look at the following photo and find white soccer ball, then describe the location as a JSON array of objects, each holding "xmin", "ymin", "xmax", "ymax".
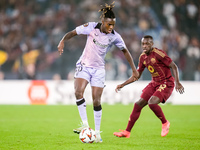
[{"xmin": 79, "ymin": 127, "xmax": 96, "ymax": 143}]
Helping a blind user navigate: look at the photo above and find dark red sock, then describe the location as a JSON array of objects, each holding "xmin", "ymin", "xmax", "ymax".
[
  {"xmin": 126, "ymin": 103, "xmax": 142, "ymax": 132},
  {"xmin": 148, "ymin": 104, "xmax": 167, "ymax": 124}
]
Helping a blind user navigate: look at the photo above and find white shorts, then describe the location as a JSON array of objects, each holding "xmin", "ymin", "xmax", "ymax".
[{"xmin": 74, "ymin": 64, "xmax": 105, "ymax": 88}]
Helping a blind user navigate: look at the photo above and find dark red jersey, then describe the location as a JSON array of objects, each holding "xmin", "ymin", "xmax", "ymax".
[{"xmin": 137, "ymin": 48, "xmax": 174, "ymax": 83}]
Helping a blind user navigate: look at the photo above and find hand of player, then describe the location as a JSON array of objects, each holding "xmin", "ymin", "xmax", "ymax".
[
  {"xmin": 115, "ymin": 84, "xmax": 124, "ymax": 93},
  {"xmin": 57, "ymin": 40, "xmax": 64, "ymax": 55},
  {"xmin": 115, "ymin": 74, "xmax": 138, "ymax": 93},
  {"xmin": 175, "ymin": 82, "xmax": 184, "ymax": 94}
]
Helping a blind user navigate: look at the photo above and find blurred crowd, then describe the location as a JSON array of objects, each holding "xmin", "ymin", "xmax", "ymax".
[{"xmin": 0, "ymin": 0, "xmax": 199, "ymax": 80}]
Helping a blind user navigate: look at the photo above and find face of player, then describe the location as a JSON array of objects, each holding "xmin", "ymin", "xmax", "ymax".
[
  {"xmin": 101, "ymin": 18, "xmax": 116, "ymax": 34},
  {"xmin": 141, "ymin": 38, "xmax": 154, "ymax": 55}
]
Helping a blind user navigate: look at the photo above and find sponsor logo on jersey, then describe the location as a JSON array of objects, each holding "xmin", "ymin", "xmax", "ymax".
[
  {"xmin": 148, "ymin": 65, "xmax": 154, "ymax": 73},
  {"xmin": 93, "ymin": 39, "xmax": 109, "ymax": 48},
  {"xmin": 148, "ymin": 65, "xmax": 159, "ymax": 77}
]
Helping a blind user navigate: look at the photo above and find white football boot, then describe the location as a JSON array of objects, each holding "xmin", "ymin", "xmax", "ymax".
[
  {"xmin": 73, "ymin": 122, "xmax": 89, "ymax": 134},
  {"xmin": 95, "ymin": 130, "xmax": 103, "ymax": 143}
]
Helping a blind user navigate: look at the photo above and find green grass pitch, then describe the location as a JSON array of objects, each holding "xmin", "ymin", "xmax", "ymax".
[{"xmin": 0, "ymin": 104, "xmax": 199, "ymax": 150}]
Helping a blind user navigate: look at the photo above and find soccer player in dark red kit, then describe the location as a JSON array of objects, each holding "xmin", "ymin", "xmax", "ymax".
[{"xmin": 113, "ymin": 35, "xmax": 184, "ymax": 138}]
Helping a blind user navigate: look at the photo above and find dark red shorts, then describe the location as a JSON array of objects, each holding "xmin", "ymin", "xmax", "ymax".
[{"xmin": 140, "ymin": 80, "xmax": 174, "ymax": 103}]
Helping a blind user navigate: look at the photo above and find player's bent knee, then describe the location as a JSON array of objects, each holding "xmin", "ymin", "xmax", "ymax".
[
  {"xmin": 75, "ymin": 91, "xmax": 84, "ymax": 99},
  {"xmin": 148, "ymin": 96, "xmax": 160, "ymax": 104},
  {"xmin": 136, "ymin": 98, "xmax": 148, "ymax": 107}
]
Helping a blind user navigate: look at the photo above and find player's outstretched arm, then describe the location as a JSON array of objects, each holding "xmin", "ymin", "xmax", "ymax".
[
  {"xmin": 57, "ymin": 29, "xmax": 77, "ymax": 55},
  {"xmin": 121, "ymin": 49, "xmax": 139, "ymax": 79},
  {"xmin": 115, "ymin": 71, "xmax": 142, "ymax": 93},
  {"xmin": 169, "ymin": 61, "xmax": 184, "ymax": 94}
]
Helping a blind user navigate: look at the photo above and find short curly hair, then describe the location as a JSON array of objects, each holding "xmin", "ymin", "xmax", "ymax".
[{"xmin": 143, "ymin": 35, "xmax": 153, "ymax": 40}]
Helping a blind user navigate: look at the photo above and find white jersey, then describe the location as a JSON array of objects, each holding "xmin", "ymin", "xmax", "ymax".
[{"xmin": 75, "ymin": 22, "xmax": 127, "ymax": 69}]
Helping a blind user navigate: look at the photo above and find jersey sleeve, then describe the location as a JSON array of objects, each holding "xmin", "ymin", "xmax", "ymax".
[
  {"xmin": 154, "ymin": 49, "xmax": 172, "ymax": 66},
  {"xmin": 113, "ymin": 33, "xmax": 127, "ymax": 50},
  {"xmin": 137, "ymin": 54, "xmax": 146, "ymax": 73},
  {"xmin": 75, "ymin": 22, "xmax": 97, "ymax": 35}
]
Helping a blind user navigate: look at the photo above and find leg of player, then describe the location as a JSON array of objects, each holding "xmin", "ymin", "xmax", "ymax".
[
  {"xmin": 73, "ymin": 78, "xmax": 89, "ymax": 134},
  {"xmin": 92, "ymin": 86, "xmax": 103, "ymax": 143},
  {"xmin": 148, "ymin": 96, "xmax": 170, "ymax": 137},
  {"xmin": 113, "ymin": 99, "xmax": 148, "ymax": 138}
]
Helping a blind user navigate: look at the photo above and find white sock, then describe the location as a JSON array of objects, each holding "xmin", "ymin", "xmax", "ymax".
[
  {"xmin": 94, "ymin": 109, "xmax": 102, "ymax": 131},
  {"xmin": 76, "ymin": 98, "xmax": 88, "ymax": 126}
]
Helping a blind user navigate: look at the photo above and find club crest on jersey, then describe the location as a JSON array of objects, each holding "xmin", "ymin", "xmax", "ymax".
[
  {"xmin": 151, "ymin": 58, "xmax": 156, "ymax": 64},
  {"xmin": 83, "ymin": 23, "xmax": 89, "ymax": 27}
]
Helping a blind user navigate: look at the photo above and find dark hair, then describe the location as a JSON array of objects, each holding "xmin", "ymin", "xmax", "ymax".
[
  {"xmin": 99, "ymin": 1, "xmax": 115, "ymax": 19},
  {"xmin": 143, "ymin": 35, "xmax": 153, "ymax": 40}
]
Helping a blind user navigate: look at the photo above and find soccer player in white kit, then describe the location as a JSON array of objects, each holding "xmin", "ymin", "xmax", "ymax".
[{"xmin": 57, "ymin": 2, "xmax": 138, "ymax": 143}]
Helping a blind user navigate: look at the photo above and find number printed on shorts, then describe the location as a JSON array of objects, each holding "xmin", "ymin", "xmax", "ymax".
[
  {"xmin": 75, "ymin": 65, "xmax": 82, "ymax": 76},
  {"xmin": 157, "ymin": 84, "xmax": 166, "ymax": 92}
]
